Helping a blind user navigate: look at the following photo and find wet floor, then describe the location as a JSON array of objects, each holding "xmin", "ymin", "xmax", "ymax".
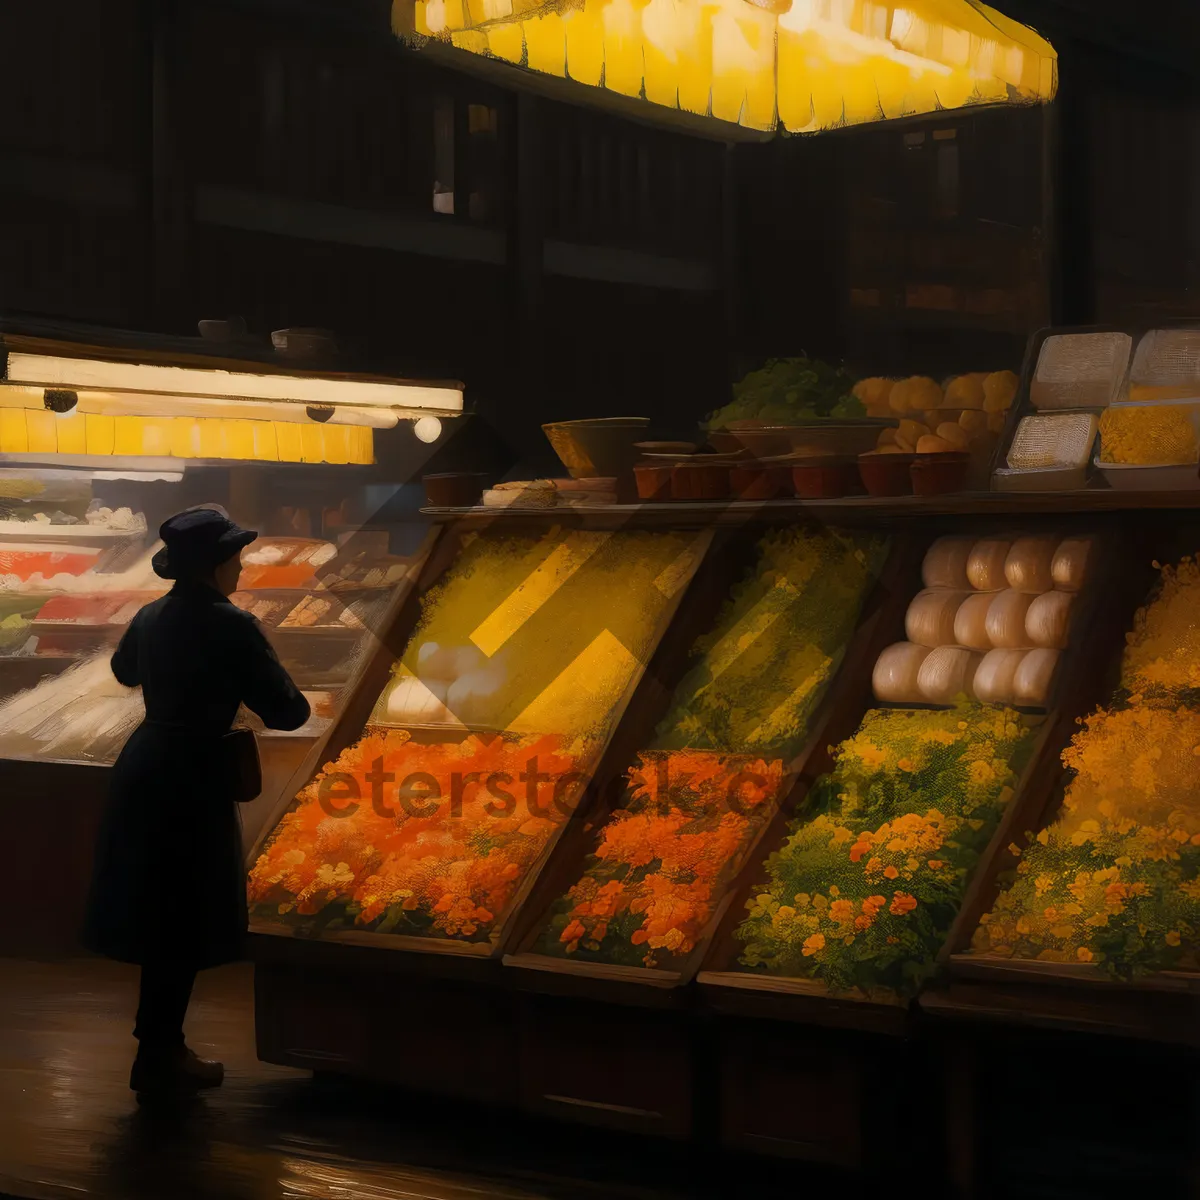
[
  {"xmin": 7, "ymin": 959, "xmax": 1181, "ymax": 1200},
  {"xmin": 0, "ymin": 958, "xmax": 778, "ymax": 1200}
]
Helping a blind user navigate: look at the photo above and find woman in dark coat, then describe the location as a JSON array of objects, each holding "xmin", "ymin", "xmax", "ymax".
[{"xmin": 83, "ymin": 507, "xmax": 310, "ymax": 1096}]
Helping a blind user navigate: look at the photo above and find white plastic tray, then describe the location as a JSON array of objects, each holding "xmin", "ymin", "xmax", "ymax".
[
  {"xmin": 993, "ymin": 465, "xmax": 1089, "ymax": 492},
  {"xmin": 1093, "ymin": 457, "xmax": 1200, "ymax": 491}
]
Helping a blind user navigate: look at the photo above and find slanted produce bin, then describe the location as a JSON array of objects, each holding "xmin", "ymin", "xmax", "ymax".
[{"xmin": 249, "ymin": 520, "xmax": 713, "ymax": 1102}]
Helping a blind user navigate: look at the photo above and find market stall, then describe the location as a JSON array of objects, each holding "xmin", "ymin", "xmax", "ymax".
[
  {"xmin": 246, "ymin": 319, "xmax": 1200, "ymax": 1176},
  {"xmin": 0, "ymin": 321, "xmax": 460, "ymax": 955}
]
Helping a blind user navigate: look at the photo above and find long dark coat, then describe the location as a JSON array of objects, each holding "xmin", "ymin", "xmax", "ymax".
[{"xmin": 83, "ymin": 580, "xmax": 310, "ymax": 968}]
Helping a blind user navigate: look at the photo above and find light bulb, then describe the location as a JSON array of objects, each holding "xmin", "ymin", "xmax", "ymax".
[{"xmin": 413, "ymin": 416, "xmax": 443, "ymax": 443}]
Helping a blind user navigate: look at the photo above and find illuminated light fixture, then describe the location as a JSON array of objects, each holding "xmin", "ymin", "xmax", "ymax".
[
  {"xmin": 413, "ymin": 415, "xmax": 443, "ymax": 443},
  {"xmin": 0, "ymin": 393, "xmax": 377, "ymax": 464},
  {"xmin": 4, "ymin": 352, "xmax": 464, "ymax": 415},
  {"xmin": 392, "ymin": 0, "xmax": 1056, "ymax": 134},
  {"xmin": 0, "ymin": 384, "xmax": 399, "ymax": 431}
]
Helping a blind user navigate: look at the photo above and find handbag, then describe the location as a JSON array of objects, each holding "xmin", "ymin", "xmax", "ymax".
[{"xmin": 220, "ymin": 728, "xmax": 262, "ymax": 804}]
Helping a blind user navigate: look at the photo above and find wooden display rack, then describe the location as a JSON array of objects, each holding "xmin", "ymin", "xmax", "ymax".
[
  {"xmin": 247, "ymin": 496, "xmax": 1200, "ymax": 1177},
  {"xmin": 250, "ymin": 518, "xmax": 714, "ymax": 1105},
  {"xmin": 690, "ymin": 514, "xmax": 1138, "ymax": 1170}
]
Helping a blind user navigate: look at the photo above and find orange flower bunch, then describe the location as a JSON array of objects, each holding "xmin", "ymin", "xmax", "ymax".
[
  {"xmin": 537, "ymin": 751, "xmax": 787, "ymax": 968},
  {"xmin": 249, "ymin": 729, "xmax": 582, "ymax": 942}
]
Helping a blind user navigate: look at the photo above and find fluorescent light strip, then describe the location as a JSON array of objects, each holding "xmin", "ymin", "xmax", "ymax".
[
  {"xmin": 0, "ymin": 386, "xmax": 400, "ymax": 429},
  {"xmin": 4, "ymin": 352, "xmax": 464, "ymax": 413}
]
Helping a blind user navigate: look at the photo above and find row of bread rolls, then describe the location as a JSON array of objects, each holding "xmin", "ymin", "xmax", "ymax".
[
  {"xmin": 874, "ymin": 643, "xmax": 1060, "ymax": 708},
  {"xmin": 907, "ymin": 587, "xmax": 1075, "ymax": 651},
  {"xmin": 854, "ymin": 372, "xmax": 1018, "ymax": 417},
  {"xmin": 872, "ymin": 411, "xmax": 1001, "ymax": 456},
  {"xmin": 923, "ymin": 535, "xmax": 1091, "ymax": 594}
]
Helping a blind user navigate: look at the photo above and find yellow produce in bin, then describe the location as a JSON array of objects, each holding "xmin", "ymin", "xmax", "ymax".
[
  {"xmin": 945, "ymin": 373, "xmax": 987, "ymax": 410},
  {"xmin": 983, "ymin": 370, "xmax": 1019, "ymax": 413},
  {"xmin": 1099, "ymin": 403, "xmax": 1200, "ymax": 466},
  {"xmin": 890, "ymin": 376, "xmax": 943, "ymax": 414}
]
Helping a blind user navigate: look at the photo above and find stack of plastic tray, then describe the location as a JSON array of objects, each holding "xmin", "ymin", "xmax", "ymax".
[
  {"xmin": 1095, "ymin": 329, "xmax": 1200, "ymax": 491},
  {"xmin": 994, "ymin": 330, "xmax": 1129, "ymax": 491}
]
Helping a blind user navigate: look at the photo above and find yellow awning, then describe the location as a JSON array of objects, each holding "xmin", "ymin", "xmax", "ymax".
[{"xmin": 394, "ymin": 0, "xmax": 1056, "ymax": 133}]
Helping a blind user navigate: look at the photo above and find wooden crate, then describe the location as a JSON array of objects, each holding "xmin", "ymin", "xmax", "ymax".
[
  {"xmin": 516, "ymin": 991, "xmax": 695, "ymax": 1137},
  {"xmin": 710, "ymin": 1017, "xmax": 929, "ymax": 1169},
  {"xmin": 253, "ymin": 937, "xmax": 518, "ymax": 1105}
]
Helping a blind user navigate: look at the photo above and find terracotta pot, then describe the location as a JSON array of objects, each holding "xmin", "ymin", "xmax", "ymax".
[
  {"xmin": 422, "ymin": 473, "xmax": 486, "ymax": 507},
  {"xmin": 729, "ymin": 465, "xmax": 789, "ymax": 500},
  {"xmin": 857, "ymin": 452, "xmax": 916, "ymax": 497},
  {"xmin": 910, "ymin": 452, "xmax": 970, "ymax": 496},
  {"xmin": 671, "ymin": 462, "xmax": 730, "ymax": 500},
  {"xmin": 791, "ymin": 458, "xmax": 858, "ymax": 499},
  {"xmin": 633, "ymin": 465, "xmax": 673, "ymax": 501}
]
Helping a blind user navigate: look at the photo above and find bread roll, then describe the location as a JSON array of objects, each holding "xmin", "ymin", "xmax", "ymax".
[
  {"xmin": 872, "ymin": 643, "xmax": 931, "ymax": 704},
  {"xmin": 986, "ymin": 590, "xmax": 1035, "ymax": 648},
  {"xmin": 906, "ymin": 589, "xmax": 968, "ymax": 648},
  {"xmin": 918, "ymin": 647, "xmax": 983, "ymax": 705}
]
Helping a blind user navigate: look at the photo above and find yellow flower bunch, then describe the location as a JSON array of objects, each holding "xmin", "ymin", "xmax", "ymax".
[
  {"xmin": 973, "ymin": 553, "xmax": 1200, "ymax": 977},
  {"xmin": 1122, "ymin": 556, "xmax": 1200, "ymax": 693},
  {"xmin": 1057, "ymin": 702, "xmax": 1200, "ymax": 831}
]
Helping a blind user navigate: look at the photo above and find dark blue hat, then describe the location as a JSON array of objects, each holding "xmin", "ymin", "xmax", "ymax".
[{"xmin": 152, "ymin": 506, "xmax": 258, "ymax": 580}]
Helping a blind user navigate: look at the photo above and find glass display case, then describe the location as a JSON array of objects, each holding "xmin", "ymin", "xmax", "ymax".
[{"xmin": 0, "ymin": 321, "xmax": 461, "ymax": 954}]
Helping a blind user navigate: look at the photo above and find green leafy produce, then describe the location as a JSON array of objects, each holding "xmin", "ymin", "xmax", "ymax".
[
  {"xmin": 653, "ymin": 529, "xmax": 889, "ymax": 757},
  {"xmin": 706, "ymin": 357, "xmax": 864, "ymax": 429}
]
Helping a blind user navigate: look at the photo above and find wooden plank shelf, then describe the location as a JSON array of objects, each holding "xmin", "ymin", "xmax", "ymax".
[{"xmin": 422, "ymin": 489, "xmax": 1200, "ymax": 529}]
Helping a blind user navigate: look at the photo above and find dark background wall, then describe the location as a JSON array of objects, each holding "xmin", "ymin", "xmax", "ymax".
[{"xmin": 2, "ymin": 0, "xmax": 1198, "ymax": 471}]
